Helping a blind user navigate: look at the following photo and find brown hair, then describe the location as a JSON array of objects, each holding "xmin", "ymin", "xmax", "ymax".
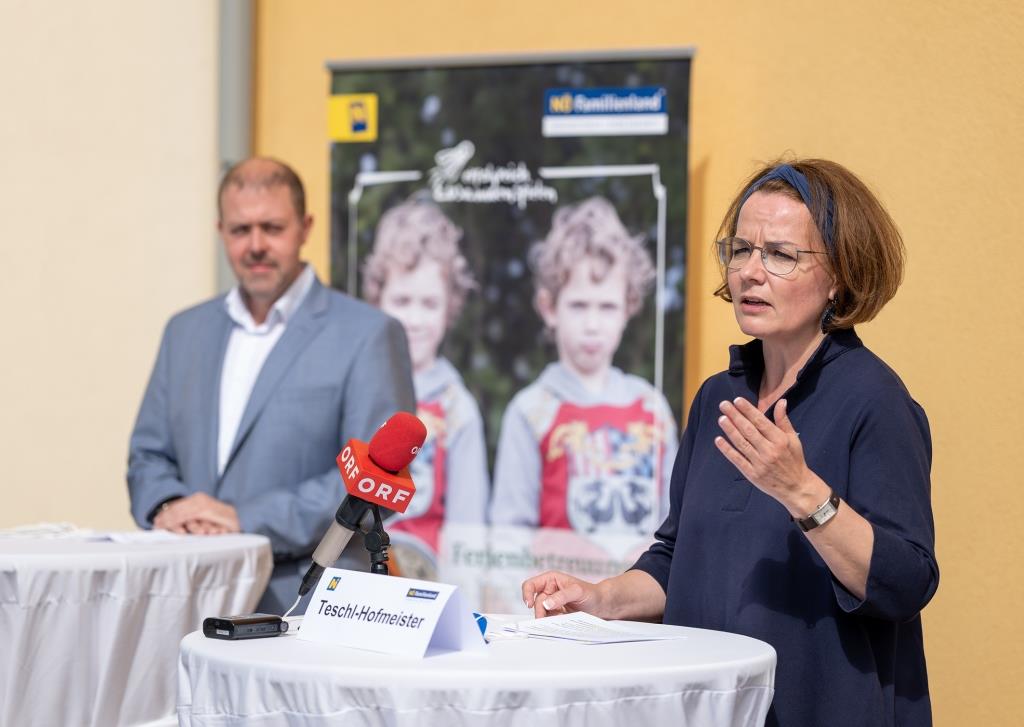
[
  {"xmin": 531, "ymin": 196, "xmax": 655, "ymax": 318},
  {"xmin": 362, "ymin": 198, "xmax": 476, "ymax": 324},
  {"xmin": 218, "ymin": 157, "xmax": 306, "ymax": 220},
  {"xmin": 713, "ymin": 157, "xmax": 905, "ymax": 332}
]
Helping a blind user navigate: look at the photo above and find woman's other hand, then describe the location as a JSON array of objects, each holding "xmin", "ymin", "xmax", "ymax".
[
  {"xmin": 522, "ymin": 570, "xmax": 666, "ymax": 621},
  {"xmin": 522, "ymin": 571, "xmax": 600, "ymax": 619}
]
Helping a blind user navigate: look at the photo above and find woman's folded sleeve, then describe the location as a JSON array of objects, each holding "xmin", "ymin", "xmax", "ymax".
[{"xmin": 834, "ymin": 385, "xmax": 939, "ymax": 622}]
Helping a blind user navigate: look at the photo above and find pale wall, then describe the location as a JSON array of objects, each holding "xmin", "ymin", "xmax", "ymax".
[
  {"xmin": 251, "ymin": 1, "xmax": 1024, "ymax": 724},
  {"xmin": 0, "ymin": 1, "xmax": 219, "ymax": 529}
]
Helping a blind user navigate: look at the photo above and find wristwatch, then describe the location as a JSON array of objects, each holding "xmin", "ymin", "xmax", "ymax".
[{"xmin": 794, "ymin": 490, "xmax": 840, "ymax": 532}]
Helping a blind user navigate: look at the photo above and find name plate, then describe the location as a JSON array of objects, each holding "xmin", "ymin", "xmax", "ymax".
[{"xmin": 297, "ymin": 568, "xmax": 487, "ymax": 658}]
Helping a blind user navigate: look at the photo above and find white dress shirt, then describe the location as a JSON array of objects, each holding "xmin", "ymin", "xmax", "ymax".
[{"xmin": 217, "ymin": 265, "xmax": 316, "ymax": 475}]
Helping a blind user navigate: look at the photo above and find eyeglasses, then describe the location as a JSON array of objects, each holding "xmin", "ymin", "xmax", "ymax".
[{"xmin": 716, "ymin": 236, "xmax": 829, "ymax": 277}]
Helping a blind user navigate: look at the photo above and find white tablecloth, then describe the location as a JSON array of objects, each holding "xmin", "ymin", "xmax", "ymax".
[
  {"xmin": 177, "ymin": 617, "xmax": 776, "ymax": 726},
  {"xmin": 0, "ymin": 533, "xmax": 272, "ymax": 727}
]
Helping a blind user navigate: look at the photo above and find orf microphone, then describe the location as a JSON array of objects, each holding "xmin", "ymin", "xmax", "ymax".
[{"xmin": 298, "ymin": 412, "xmax": 427, "ymax": 597}]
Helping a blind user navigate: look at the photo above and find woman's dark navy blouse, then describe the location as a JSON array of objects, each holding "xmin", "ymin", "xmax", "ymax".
[{"xmin": 633, "ymin": 329, "xmax": 938, "ymax": 727}]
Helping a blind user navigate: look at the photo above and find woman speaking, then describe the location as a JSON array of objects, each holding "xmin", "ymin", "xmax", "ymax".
[{"xmin": 522, "ymin": 158, "xmax": 938, "ymax": 727}]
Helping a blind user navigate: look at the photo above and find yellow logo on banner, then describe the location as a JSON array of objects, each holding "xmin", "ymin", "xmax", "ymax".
[{"xmin": 328, "ymin": 94, "xmax": 378, "ymax": 142}]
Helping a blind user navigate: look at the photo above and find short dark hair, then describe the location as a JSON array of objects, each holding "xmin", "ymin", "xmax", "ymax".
[
  {"xmin": 217, "ymin": 157, "xmax": 306, "ymax": 219},
  {"xmin": 714, "ymin": 157, "xmax": 905, "ymax": 331}
]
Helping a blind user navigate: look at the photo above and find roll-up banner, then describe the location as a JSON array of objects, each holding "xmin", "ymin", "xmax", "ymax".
[{"xmin": 328, "ymin": 49, "xmax": 692, "ymax": 611}]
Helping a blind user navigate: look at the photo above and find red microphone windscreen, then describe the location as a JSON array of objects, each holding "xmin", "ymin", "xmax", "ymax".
[{"xmin": 367, "ymin": 412, "xmax": 427, "ymax": 473}]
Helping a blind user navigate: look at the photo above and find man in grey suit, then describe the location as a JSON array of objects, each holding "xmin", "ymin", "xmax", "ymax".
[{"xmin": 128, "ymin": 158, "xmax": 415, "ymax": 612}]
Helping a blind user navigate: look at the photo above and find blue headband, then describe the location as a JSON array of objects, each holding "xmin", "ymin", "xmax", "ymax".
[{"xmin": 738, "ymin": 164, "xmax": 836, "ymax": 253}]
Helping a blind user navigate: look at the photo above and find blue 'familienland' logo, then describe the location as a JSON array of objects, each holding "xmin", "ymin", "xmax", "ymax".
[{"xmin": 544, "ymin": 86, "xmax": 667, "ymax": 115}]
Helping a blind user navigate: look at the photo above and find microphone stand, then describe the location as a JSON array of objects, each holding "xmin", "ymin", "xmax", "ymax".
[
  {"xmin": 364, "ymin": 504, "xmax": 391, "ymax": 576},
  {"xmin": 297, "ymin": 499, "xmax": 393, "ymax": 598}
]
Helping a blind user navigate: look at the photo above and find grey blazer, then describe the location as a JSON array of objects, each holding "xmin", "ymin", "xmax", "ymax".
[{"xmin": 127, "ymin": 277, "xmax": 415, "ymax": 611}]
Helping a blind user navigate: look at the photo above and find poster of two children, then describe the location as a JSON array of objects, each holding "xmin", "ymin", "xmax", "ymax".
[{"xmin": 329, "ymin": 50, "xmax": 691, "ymax": 610}]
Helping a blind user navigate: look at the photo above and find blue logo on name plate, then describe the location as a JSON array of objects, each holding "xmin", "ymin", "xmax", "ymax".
[
  {"xmin": 406, "ymin": 588, "xmax": 439, "ymax": 600},
  {"xmin": 544, "ymin": 86, "xmax": 666, "ymax": 116},
  {"xmin": 326, "ymin": 576, "xmax": 341, "ymax": 591}
]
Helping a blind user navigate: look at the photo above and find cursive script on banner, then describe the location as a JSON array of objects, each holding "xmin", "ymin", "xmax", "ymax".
[{"xmin": 429, "ymin": 140, "xmax": 558, "ymax": 210}]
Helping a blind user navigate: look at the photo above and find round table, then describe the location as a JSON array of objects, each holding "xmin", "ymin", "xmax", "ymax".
[
  {"xmin": 177, "ymin": 617, "xmax": 776, "ymax": 726},
  {"xmin": 0, "ymin": 532, "xmax": 272, "ymax": 727}
]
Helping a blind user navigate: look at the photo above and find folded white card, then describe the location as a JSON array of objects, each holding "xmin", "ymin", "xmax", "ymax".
[{"xmin": 298, "ymin": 568, "xmax": 487, "ymax": 658}]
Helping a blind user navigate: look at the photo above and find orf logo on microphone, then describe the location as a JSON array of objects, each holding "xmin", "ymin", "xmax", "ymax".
[{"xmin": 336, "ymin": 439, "xmax": 417, "ymax": 514}]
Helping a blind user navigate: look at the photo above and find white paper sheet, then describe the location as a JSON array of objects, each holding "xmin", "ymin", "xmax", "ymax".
[{"xmin": 503, "ymin": 612, "xmax": 688, "ymax": 644}]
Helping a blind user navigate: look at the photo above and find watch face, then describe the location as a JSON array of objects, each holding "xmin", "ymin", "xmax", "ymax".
[
  {"xmin": 798, "ymin": 495, "xmax": 838, "ymax": 531},
  {"xmin": 813, "ymin": 502, "xmax": 838, "ymax": 525}
]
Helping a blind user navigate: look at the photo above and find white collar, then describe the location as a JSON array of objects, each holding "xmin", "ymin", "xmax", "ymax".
[{"xmin": 224, "ymin": 264, "xmax": 316, "ymax": 333}]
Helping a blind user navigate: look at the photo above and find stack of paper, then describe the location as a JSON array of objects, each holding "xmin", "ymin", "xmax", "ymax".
[
  {"xmin": 501, "ymin": 612, "xmax": 686, "ymax": 644},
  {"xmin": 0, "ymin": 522, "xmax": 85, "ymax": 539},
  {"xmin": 0, "ymin": 524, "xmax": 182, "ymax": 543}
]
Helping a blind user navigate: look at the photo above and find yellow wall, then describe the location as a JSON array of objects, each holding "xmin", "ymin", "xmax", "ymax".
[
  {"xmin": 0, "ymin": 1, "xmax": 219, "ymax": 530},
  {"xmin": 254, "ymin": 0, "xmax": 1024, "ymax": 723}
]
